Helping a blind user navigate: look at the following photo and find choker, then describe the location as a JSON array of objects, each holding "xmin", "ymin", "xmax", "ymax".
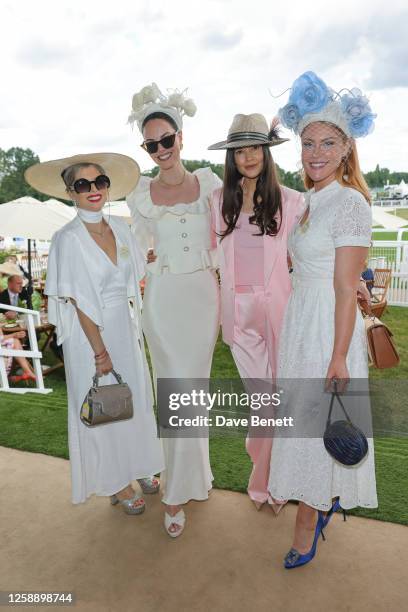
[{"xmin": 76, "ymin": 207, "xmax": 104, "ymax": 223}]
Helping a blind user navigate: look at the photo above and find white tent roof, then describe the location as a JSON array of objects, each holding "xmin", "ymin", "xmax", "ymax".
[
  {"xmin": 0, "ymin": 196, "xmax": 74, "ymax": 240},
  {"xmin": 43, "ymin": 199, "xmax": 76, "ymax": 220},
  {"xmin": 105, "ymin": 200, "xmax": 131, "ymax": 219},
  {"xmin": 0, "ymin": 196, "xmax": 132, "ymax": 242}
]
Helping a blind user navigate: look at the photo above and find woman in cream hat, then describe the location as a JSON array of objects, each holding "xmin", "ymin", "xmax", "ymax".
[
  {"xmin": 25, "ymin": 153, "xmax": 164, "ymax": 512},
  {"xmin": 126, "ymin": 83, "xmax": 222, "ymax": 537},
  {"xmin": 208, "ymin": 113, "xmax": 305, "ymax": 514},
  {"xmin": 266, "ymin": 71, "xmax": 378, "ymax": 568}
]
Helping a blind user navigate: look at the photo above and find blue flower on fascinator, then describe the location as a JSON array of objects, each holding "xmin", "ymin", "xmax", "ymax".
[
  {"xmin": 278, "ymin": 71, "xmax": 330, "ymax": 130},
  {"xmin": 289, "ymin": 71, "xmax": 330, "ymax": 116},
  {"xmin": 279, "ymin": 103, "xmax": 301, "ymax": 130},
  {"xmin": 340, "ymin": 88, "xmax": 376, "ymax": 137}
]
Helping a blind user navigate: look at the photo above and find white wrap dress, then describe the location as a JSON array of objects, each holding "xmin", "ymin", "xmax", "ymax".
[
  {"xmin": 127, "ymin": 167, "xmax": 222, "ymax": 505},
  {"xmin": 46, "ymin": 215, "xmax": 164, "ymax": 504}
]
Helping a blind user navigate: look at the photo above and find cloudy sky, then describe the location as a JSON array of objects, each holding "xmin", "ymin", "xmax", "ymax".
[{"xmin": 1, "ymin": 0, "xmax": 407, "ymax": 175}]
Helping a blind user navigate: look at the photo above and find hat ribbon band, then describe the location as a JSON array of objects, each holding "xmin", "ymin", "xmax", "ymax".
[{"xmin": 227, "ymin": 131, "xmax": 270, "ymax": 144}]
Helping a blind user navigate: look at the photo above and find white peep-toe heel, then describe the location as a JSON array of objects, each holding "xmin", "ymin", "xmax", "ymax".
[{"xmin": 164, "ymin": 509, "xmax": 186, "ymax": 538}]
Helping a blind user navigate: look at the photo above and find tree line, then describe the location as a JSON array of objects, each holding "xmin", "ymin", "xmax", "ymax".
[{"xmin": 0, "ymin": 147, "xmax": 405, "ymax": 204}]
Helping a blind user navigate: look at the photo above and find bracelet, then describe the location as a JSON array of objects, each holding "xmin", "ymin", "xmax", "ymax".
[
  {"xmin": 95, "ymin": 354, "xmax": 109, "ymax": 364},
  {"xmin": 94, "ymin": 348, "xmax": 108, "ymax": 360}
]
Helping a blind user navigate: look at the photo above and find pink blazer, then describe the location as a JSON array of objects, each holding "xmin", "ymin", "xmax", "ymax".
[{"xmin": 210, "ymin": 186, "xmax": 305, "ymax": 350}]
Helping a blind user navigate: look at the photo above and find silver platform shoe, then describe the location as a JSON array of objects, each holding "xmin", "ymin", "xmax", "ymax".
[
  {"xmin": 137, "ymin": 477, "xmax": 160, "ymax": 494},
  {"xmin": 110, "ymin": 493, "xmax": 145, "ymax": 515}
]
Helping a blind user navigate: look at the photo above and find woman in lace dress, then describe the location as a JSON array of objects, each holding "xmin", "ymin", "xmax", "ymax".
[
  {"xmin": 127, "ymin": 84, "xmax": 222, "ymax": 537},
  {"xmin": 267, "ymin": 72, "xmax": 378, "ymax": 568}
]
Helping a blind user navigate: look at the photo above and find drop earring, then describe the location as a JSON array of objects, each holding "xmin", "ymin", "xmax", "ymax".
[{"xmin": 107, "ymin": 188, "xmax": 111, "ymax": 225}]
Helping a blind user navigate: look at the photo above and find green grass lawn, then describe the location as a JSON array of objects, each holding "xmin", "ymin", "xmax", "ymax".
[
  {"xmin": 1, "ymin": 307, "xmax": 407, "ymax": 525},
  {"xmin": 372, "ymin": 230, "xmax": 408, "ymax": 240},
  {"xmin": 394, "ymin": 209, "xmax": 408, "ymax": 221}
]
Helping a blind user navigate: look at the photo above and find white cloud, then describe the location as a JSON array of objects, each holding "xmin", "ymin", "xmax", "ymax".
[
  {"xmin": 0, "ymin": 0, "xmax": 407, "ymax": 174},
  {"xmin": 200, "ymin": 27, "xmax": 243, "ymax": 50}
]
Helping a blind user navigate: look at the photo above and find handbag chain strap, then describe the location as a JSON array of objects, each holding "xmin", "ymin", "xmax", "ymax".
[
  {"xmin": 327, "ymin": 380, "xmax": 352, "ymax": 427},
  {"xmin": 92, "ymin": 369, "xmax": 123, "ymax": 390}
]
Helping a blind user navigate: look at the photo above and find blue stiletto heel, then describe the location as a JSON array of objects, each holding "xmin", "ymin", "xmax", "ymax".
[
  {"xmin": 284, "ymin": 512, "xmax": 325, "ymax": 569},
  {"xmin": 322, "ymin": 499, "xmax": 347, "ymax": 529}
]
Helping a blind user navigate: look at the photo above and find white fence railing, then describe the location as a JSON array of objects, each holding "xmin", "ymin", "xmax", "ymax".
[
  {"xmin": 387, "ymin": 273, "xmax": 408, "ymax": 307},
  {"xmin": 373, "ymin": 199, "xmax": 408, "ymax": 207},
  {"xmin": 0, "ymin": 303, "xmax": 52, "ymax": 394},
  {"xmin": 19, "ymin": 254, "xmax": 48, "ymax": 280},
  {"xmin": 370, "ymin": 240, "xmax": 408, "ymax": 307}
]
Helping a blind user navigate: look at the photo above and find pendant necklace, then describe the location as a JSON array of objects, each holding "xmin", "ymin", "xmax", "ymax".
[{"xmin": 158, "ymin": 169, "xmax": 186, "ymax": 187}]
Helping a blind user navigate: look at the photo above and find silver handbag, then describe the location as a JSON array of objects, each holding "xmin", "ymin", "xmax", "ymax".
[{"xmin": 80, "ymin": 369, "xmax": 133, "ymax": 427}]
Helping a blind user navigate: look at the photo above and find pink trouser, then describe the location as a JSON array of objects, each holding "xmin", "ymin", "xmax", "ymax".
[{"xmin": 231, "ymin": 286, "xmax": 284, "ymax": 508}]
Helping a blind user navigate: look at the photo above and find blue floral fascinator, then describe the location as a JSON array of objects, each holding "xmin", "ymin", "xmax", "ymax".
[{"xmin": 278, "ymin": 71, "xmax": 376, "ymax": 138}]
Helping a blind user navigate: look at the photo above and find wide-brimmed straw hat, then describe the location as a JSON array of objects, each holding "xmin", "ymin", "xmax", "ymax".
[
  {"xmin": 0, "ymin": 262, "xmax": 26, "ymax": 281},
  {"xmin": 208, "ymin": 113, "xmax": 289, "ymax": 150},
  {"xmin": 25, "ymin": 152, "xmax": 140, "ymax": 201}
]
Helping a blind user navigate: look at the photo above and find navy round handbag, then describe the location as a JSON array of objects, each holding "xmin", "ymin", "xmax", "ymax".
[{"xmin": 323, "ymin": 384, "xmax": 368, "ymax": 466}]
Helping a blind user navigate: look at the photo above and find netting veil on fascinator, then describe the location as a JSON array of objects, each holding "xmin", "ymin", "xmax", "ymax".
[
  {"xmin": 128, "ymin": 83, "xmax": 197, "ymax": 132},
  {"xmin": 277, "ymin": 71, "xmax": 376, "ymax": 138}
]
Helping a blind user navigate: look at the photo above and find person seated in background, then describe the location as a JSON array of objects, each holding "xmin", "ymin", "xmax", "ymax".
[
  {"xmin": 361, "ymin": 267, "xmax": 374, "ymax": 295},
  {"xmin": 0, "ymin": 273, "xmax": 29, "ymax": 319},
  {"xmin": 0, "ymin": 327, "xmax": 36, "ymax": 382}
]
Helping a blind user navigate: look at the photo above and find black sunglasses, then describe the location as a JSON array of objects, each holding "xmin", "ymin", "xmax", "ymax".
[
  {"xmin": 70, "ymin": 174, "xmax": 111, "ymax": 194},
  {"xmin": 141, "ymin": 132, "xmax": 178, "ymax": 155}
]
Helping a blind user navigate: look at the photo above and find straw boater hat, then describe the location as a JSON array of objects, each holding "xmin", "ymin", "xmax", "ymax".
[
  {"xmin": 208, "ymin": 113, "xmax": 289, "ymax": 150},
  {"xmin": 24, "ymin": 152, "xmax": 140, "ymax": 201}
]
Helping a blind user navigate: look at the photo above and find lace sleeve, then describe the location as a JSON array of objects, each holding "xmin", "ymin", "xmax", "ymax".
[{"xmin": 331, "ymin": 189, "xmax": 372, "ymax": 248}]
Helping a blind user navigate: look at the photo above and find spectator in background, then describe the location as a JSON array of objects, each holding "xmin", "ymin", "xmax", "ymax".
[
  {"xmin": 362, "ymin": 266, "xmax": 374, "ymax": 295},
  {"xmin": 0, "ymin": 326, "xmax": 36, "ymax": 382},
  {"xmin": 0, "ymin": 266, "xmax": 29, "ymax": 319}
]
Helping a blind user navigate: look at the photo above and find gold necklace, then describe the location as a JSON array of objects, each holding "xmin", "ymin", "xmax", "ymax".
[
  {"xmin": 158, "ymin": 169, "xmax": 186, "ymax": 187},
  {"xmin": 87, "ymin": 223, "xmax": 106, "ymax": 237}
]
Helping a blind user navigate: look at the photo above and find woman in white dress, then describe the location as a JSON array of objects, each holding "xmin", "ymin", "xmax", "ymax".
[
  {"xmin": 127, "ymin": 84, "xmax": 222, "ymax": 536},
  {"xmin": 25, "ymin": 153, "xmax": 164, "ymax": 512},
  {"xmin": 267, "ymin": 72, "xmax": 378, "ymax": 568}
]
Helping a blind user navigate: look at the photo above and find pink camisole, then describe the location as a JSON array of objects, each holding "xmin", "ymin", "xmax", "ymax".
[{"xmin": 234, "ymin": 212, "xmax": 264, "ymax": 287}]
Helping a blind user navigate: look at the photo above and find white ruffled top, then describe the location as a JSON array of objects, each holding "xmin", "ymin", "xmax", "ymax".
[{"xmin": 127, "ymin": 167, "xmax": 222, "ymax": 275}]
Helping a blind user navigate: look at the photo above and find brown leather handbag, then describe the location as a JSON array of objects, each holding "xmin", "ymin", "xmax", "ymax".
[
  {"xmin": 80, "ymin": 370, "xmax": 133, "ymax": 427},
  {"xmin": 359, "ymin": 299, "xmax": 400, "ymax": 369}
]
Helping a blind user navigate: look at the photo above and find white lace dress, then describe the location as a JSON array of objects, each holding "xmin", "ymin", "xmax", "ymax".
[
  {"xmin": 127, "ymin": 167, "xmax": 222, "ymax": 505},
  {"xmin": 268, "ymin": 181, "xmax": 378, "ymax": 510}
]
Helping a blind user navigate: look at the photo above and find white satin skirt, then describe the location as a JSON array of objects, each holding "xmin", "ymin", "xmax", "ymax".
[{"xmin": 142, "ymin": 269, "xmax": 220, "ymax": 505}]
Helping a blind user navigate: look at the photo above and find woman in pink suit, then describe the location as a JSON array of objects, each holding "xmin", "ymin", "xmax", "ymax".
[{"xmin": 208, "ymin": 113, "xmax": 305, "ymax": 512}]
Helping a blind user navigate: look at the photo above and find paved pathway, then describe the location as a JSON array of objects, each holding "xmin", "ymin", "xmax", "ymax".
[{"xmin": 1, "ymin": 446, "xmax": 406, "ymax": 612}]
